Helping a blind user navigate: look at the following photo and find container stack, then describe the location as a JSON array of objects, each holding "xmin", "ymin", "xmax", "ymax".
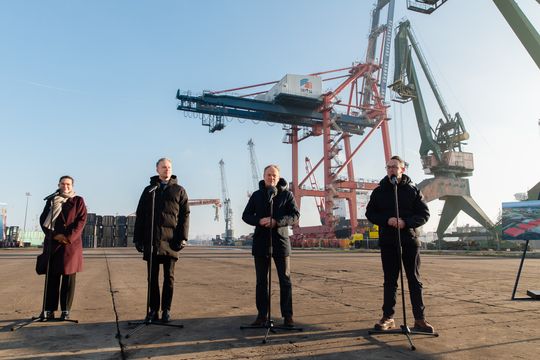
[
  {"xmin": 82, "ymin": 213, "xmax": 97, "ymax": 248},
  {"xmin": 127, "ymin": 215, "xmax": 136, "ymax": 247},
  {"xmin": 101, "ymin": 215, "xmax": 115, "ymax": 247},
  {"xmin": 0, "ymin": 226, "xmax": 20, "ymax": 247},
  {"xmin": 96, "ymin": 215, "xmax": 103, "ymax": 247},
  {"xmin": 115, "ymin": 216, "xmax": 127, "ymax": 247}
]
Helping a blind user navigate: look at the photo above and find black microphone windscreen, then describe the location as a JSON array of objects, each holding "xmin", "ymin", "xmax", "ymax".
[
  {"xmin": 267, "ymin": 186, "xmax": 277, "ymax": 201},
  {"xmin": 43, "ymin": 190, "xmax": 60, "ymax": 201},
  {"xmin": 390, "ymin": 175, "xmax": 398, "ymax": 185}
]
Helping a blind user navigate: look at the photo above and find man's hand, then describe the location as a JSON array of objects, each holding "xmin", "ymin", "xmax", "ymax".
[
  {"xmin": 259, "ymin": 217, "xmax": 276, "ymax": 228},
  {"xmin": 135, "ymin": 242, "xmax": 144, "ymax": 253},
  {"xmin": 53, "ymin": 234, "xmax": 70, "ymax": 245},
  {"xmin": 387, "ymin": 217, "xmax": 406, "ymax": 229},
  {"xmin": 179, "ymin": 240, "xmax": 187, "ymax": 250}
]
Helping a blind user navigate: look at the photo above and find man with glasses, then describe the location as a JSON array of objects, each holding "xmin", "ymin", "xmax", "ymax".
[{"xmin": 366, "ymin": 155, "xmax": 434, "ymax": 333}]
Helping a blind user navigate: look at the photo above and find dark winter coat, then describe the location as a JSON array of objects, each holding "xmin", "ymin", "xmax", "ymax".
[
  {"xmin": 39, "ymin": 196, "xmax": 87, "ymax": 275},
  {"xmin": 134, "ymin": 175, "xmax": 190, "ymax": 261},
  {"xmin": 365, "ymin": 174, "xmax": 429, "ymax": 247},
  {"xmin": 242, "ymin": 178, "xmax": 300, "ymax": 257}
]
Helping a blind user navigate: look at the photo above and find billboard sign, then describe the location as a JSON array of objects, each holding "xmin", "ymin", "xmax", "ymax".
[{"xmin": 502, "ymin": 200, "xmax": 540, "ymax": 241}]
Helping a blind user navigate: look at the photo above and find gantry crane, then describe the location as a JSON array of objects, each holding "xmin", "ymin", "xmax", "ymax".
[
  {"xmin": 188, "ymin": 199, "xmax": 221, "ymax": 221},
  {"xmin": 129, "ymin": 199, "xmax": 221, "ymax": 222},
  {"xmin": 218, "ymin": 159, "xmax": 234, "ymax": 244},
  {"xmin": 247, "ymin": 139, "xmax": 261, "ymax": 197},
  {"xmin": 390, "ymin": 20, "xmax": 494, "ymax": 240},
  {"xmin": 178, "ymin": 1, "xmax": 397, "ymax": 240}
]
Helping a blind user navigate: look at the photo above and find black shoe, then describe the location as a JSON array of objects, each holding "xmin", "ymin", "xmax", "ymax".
[
  {"xmin": 43, "ymin": 311, "xmax": 55, "ymax": 320},
  {"xmin": 145, "ymin": 310, "xmax": 159, "ymax": 323},
  {"xmin": 60, "ymin": 311, "xmax": 70, "ymax": 320},
  {"xmin": 162, "ymin": 310, "xmax": 171, "ymax": 323}
]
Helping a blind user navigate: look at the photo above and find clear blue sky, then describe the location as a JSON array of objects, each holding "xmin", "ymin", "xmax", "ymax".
[{"xmin": 1, "ymin": 0, "xmax": 539, "ymax": 239}]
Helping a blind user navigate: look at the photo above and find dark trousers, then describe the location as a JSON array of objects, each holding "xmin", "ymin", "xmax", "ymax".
[
  {"xmin": 148, "ymin": 255, "xmax": 176, "ymax": 312},
  {"xmin": 380, "ymin": 244, "xmax": 425, "ymax": 320},
  {"xmin": 254, "ymin": 256, "xmax": 293, "ymax": 318},
  {"xmin": 45, "ymin": 273, "xmax": 76, "ymax": 312}
]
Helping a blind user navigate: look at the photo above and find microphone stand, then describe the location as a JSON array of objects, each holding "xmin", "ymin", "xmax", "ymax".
[
  {"xmin": 126, "ymin": 186, "xmax": 183, "ymax": 339},
  {"xmin": 368, "ymin": 178, "xmax": 438, "ymax": 350},
  {"xmin": 12, "ymin": 198, "xmax": 78, "ymax": 331},
  {"xmin": 240, "ymin": 192, "xmax": 302, "ymax": 344}
]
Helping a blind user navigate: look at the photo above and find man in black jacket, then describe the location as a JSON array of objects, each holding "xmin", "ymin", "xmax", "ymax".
[
  {"xmin": 242, "ymin": 164, "xmax": 300, "ymax": 327},
  {"xmin": 366, "ymin": 155, "xmax": 434, "ymax": 333},
  {"xmin": 134, "ymin": 158, "xmax": 190, "ymax": 323}
]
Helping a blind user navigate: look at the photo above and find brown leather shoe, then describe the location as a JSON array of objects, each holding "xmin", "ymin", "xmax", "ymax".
[
  {"xmin": 413, "ymin": 319, "xmax": 435, "ymax": 333},
  {"xmin": 283, "ymin": 316, "xmax": 294, "ymax": 327},
  {"xmin": 250, "ymin": 316, "xmax": 267, "ymax": 326},
  {"xmin": 374, "ymin": 317, "xmax": 395, "ymax": 330}
]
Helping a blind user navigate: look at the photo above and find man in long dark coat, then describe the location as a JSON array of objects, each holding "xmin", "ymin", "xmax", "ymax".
[{"xmin": 134, "ymin": 158, "xmax": 190, "ymax": 323}]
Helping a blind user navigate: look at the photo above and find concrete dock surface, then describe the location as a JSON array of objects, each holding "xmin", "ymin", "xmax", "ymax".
[{"xmin": 0, "ymin": 246, "xmax": 539, "ymax": 359}]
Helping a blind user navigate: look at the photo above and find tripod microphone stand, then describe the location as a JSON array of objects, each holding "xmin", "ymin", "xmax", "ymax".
[
  {"xmin": 12, "ymin": 195, "xmax": 78, "ymax": 331},
  {"xmin": 368, "ymin": 177, "xmax": 438, "ymax": 350},
  {"xmin": 240, "ymin": 189, "xmax": 302, "ymax": 344},
  {"xmin": 126, "ymin": 185, "xmax": 183, "ymax": 339}
]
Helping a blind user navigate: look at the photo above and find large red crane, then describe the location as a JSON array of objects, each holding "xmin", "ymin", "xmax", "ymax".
[{"xmin": 177, "ymin": 1, "xmax": 397, "ymax": 240}]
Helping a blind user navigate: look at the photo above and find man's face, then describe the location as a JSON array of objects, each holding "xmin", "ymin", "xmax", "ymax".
[
  {"xmin": 264, "ymin": 167, "xmax": 279, "ymax": 187},
  {"xmin": 58, "ymin": 178, "xmax": 73, "ymax": 194},
  {"xmin": 156, "ymin": 160, "xmax": 172, "ymax": 181},
  {"xmin": 386, "ymin": 159, "xmax": 404, "ymax": 179}
]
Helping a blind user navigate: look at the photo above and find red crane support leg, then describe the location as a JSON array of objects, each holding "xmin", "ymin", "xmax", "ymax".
[
  {"xmin": 322, "ymin": 95, "xmax": 335, "ymax": 237},
  {"xmin": 343, "ymin": 133, "xmax": 358, "ymax": 235}
]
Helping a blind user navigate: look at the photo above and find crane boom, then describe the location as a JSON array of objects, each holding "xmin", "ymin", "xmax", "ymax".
[
  {"xmin": 407, "ymin": 1, "xmax": 540, "ymax": 69},
  {"xmin": 492, "ymin": 0, "xmax": 540, "ymax": 70}
]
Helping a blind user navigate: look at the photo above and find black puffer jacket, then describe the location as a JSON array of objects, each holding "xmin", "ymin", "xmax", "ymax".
[
  {"xmin": 365, "ymin": 174, "xmax": 429, "ymax": 247},
  {"xmin": 242, "ymin": 178, "xmax": 300, "ymax": 257},
  {"xmin": 134, "ymin": 175, "xmax": 190, "ymax": 260}
]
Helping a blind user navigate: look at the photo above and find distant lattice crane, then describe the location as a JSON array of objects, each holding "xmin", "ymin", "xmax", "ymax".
[
  {"xmin": 247, "ymin": 139, "xmax": 261, "ymax": 196},
  {"xmin": 219, "ymin": 159, "xmax": 234, "ymax": 244}
]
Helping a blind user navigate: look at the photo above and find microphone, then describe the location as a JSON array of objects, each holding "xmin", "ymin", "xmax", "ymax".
[
  {"xmin": 147, "ymin": 185, "xmax": 159, "ymax": 193},
  {"xmin": 43, "ymin": 190, "xmax": 59, "ymax": 201},
  {"xmin": 390, "ymin": 175, "xmax": 398, "ymax": 186},
  {"xmin": 267, "ymin": 186, "xmax": 277, "ymax": 202}
]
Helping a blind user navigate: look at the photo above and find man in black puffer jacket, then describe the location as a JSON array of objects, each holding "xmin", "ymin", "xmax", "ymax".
[
  {"xmin": 242, "ymin": 164, "xmax": 300, "ymax": 327},
  {"xmin": 366, "ymin": 155, "xmax": 434, "ymax": 333},
  {"xmin": 134, "ymin": 158, "xmax": 190, "ymax": 323}
]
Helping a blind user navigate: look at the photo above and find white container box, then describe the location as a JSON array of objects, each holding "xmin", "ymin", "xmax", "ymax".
[{"xmin": 261, "ymin": 74, "xmax": 322, "ymax": 101}]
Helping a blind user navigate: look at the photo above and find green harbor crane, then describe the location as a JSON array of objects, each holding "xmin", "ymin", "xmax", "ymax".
[{"xmin": 390, "ymin": 20, "xmax": 495, "ymax": 240}]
